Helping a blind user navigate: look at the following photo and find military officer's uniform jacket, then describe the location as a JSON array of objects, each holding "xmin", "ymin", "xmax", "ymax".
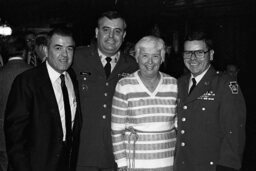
[
  {"xmin": 174, "ymin": 66, "xmax": 246, "ymax": 171},
  {"xmin": 72, "ymin": 44, "xmax": 138, "ymax": 168}
]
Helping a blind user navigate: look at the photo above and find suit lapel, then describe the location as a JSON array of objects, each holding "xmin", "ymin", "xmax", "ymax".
[
  {"xmin": 179, "ymin": 74, "xmax": 190, "ymax": 102},
  {"xmin": 36, "ymin": 63, "xmax": 63, "ymax": 133},
  {"xmin": 67, "ymin": 68, "xmax": 81, "ymax": 134},
  {"xmin": 89, "ymin": 47, "xmax": 106, "ymax": 76}
]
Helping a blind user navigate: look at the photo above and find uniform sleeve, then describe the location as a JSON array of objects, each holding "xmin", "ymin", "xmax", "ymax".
[
  {"xmin": 111, "ymin": 81, "xmax": 128, "ymax": 168},
  {"xmin": 4, "ymin": 76, "xmax": 32, "ymax": 171},
  {"xmin": 218, "ymin": 78, "xmax": 246, "ymax": 169}
]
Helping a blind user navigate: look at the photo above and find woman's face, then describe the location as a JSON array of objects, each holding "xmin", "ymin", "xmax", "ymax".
[{"xmin": 137, "ymin": 46, "xmax": 162, "ymax": 79}]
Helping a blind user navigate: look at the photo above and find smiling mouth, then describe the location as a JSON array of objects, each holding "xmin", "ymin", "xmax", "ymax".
[
  {"xmin": 106, "ymin": 39, "xmax": 115, "ymax": 43},
  {"xmin": 190, "ymin": 62, "xmax": 198, "ymax": 66},
  {"xmin": 145, "ymin": 65, "xmax": 154, "ymax": 70},
  {"xmin": 60, "ymin": 59, "xmax": 69, "ymax": 63}
]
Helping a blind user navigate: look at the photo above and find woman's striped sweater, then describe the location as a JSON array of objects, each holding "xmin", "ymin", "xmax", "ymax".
[{"xmin": 111, "ymin": 71, "xmax": 178, "ymax": 170}]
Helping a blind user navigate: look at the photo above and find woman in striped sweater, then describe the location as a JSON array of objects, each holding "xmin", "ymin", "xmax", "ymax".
[{"xmin": 111, "ymin": 36, "xmax": 178, "ymax": 171}]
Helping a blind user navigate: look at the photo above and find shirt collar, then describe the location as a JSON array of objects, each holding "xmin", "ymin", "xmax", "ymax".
[
  {"xmin": 46, "ymin": 61, "xmax": 67, "ymax": 83},
  {"xmin": 8, "ymin": 56, "xmax": 23, "ymax": 61},
  {"xmin": 97, "ymin": 49, "xmax": 119, "ymax": 63},
  {"xmin": 191, "ymin": 65, "xmax": 211, "ymax": 84}
]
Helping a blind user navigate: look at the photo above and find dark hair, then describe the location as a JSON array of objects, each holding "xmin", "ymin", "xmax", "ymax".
[
  {"xmin": 184, "ymin": 31, "xmax": 213, "ymax": 50},
  {"xmin": 5, "ymin": 34, "xmax": 26, "ymax": 57},
  {"xmin": 97, "ymin": 10, "xmax": 127, "ymax": 30},
  {"xmin": 35, "ymin": 36, "xmax": 47, "ymax": 46},
  {"xmin": 24, "ymin": 31, "xmax": 36, "ymax": 37},
  {"xmin": 47, "ymin": 26, "xmax": 75, "ymax": 46}
]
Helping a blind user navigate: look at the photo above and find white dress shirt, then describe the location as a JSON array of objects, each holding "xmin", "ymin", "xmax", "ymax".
[
  {"xmin": 98, "ymin": 49, "xmax": 120, "ymax": 72},
  {"xmin": 8, "ymin": 56, "xmax": 23, "ymax": 61},
  {"xmin": 189, "ymin": 65, "xmax": 211, "ymax": 92},
  {"xmin": 46, "ymin": 61, "xmax": 77, "ymax": 141}
]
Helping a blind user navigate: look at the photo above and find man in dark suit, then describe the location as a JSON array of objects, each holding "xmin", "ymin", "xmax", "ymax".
[
  {"xmin": 174, "ymin": 31, "xmax": 246, "ymax": 171},
  {"xmin": 72, "ymin": 11, "xmax": 138, "ymax": 171},
  {"xmin": 4, "ymin": 27, "xmax": 81, "ymax": 171},
  {"xmin": 0, "ymin": 34, "xmax": 32, "ymax": 171}
]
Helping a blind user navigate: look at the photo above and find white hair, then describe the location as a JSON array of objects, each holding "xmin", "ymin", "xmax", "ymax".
[{"xmin": 134, "ymin": 35, "xmax": 166, "ymax": 62}]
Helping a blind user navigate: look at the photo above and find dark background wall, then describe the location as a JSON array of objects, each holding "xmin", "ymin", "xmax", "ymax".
[{"xmin": 1, "ymin": 0, "xmax": 255, "ymax": 69}]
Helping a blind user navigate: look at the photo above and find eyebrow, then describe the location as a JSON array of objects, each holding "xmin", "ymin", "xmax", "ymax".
[
  {"xmin": 101, "ymin": 26, "xmax": 123, "ymax": 30},
  {"xmin": 53, "ymin": 44, "xmax": 75, "ymax": 48}
]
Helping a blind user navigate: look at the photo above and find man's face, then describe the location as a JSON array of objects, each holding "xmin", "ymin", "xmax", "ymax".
[
  {"xmin": 226, "ymin": 64, "xmax": 238, "ymax": 77},
  {"xmin": 183, "ymin": 40, "xmax": 214, "ymax": 77},
  {"xmin": 95, "ymin": 17, "xmax": 126, "ymax": 56},
  {"xmin": 25, "ymin": 33, "xmax": 35, "ymax": 50},
  {"xmin": 47, "ymin": 34, "xmax": 75, "ymax": 73},
  {"xmin": 137, "ymin": 46, "xmax": 162, "ymax": 79}
]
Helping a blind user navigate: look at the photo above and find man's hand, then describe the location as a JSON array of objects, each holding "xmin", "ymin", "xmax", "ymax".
[{"xmin": 118, "ymin": 166, "xmax": 128, "ymax": 171}]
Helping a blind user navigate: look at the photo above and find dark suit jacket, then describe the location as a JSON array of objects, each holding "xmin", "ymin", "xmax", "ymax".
[
  {"xmin": 4, "ymin": 62, "xmax": 81, "ymax": 171},
  {"xmin": 174, "ymin": 66, "xmax": 246, "ymax": 171},
  {"xmin": 0, "ymin": 59, "xmax": 32, "ymax": 120},
  {"xmin": 72, "ymin": 45, "xmax": 138, "ymax": 168},
  {"xmin": 0, "ymin": 58, "xmax": 32, "ymax": 171}
]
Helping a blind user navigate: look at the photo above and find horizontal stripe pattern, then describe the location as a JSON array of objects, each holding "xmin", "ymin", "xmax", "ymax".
[
  {"xmin": 128, "ymin": 166, "xmax": 173, "ymax": 171},
  {"xmin": 111, "ymin": 71, "xmax": 177, "ymax": 170},
  {"xmin": 126, "ymin": 150, "xmax": 175, "ymax": 160}
]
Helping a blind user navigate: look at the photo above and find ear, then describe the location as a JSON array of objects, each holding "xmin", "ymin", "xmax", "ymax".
[
  {"xmin": 42, "ymin": 46, "xmax": 47, "ymax": 56},
  {"xmin": 161, "ymin": 56, "xmax": 165, "ymax": 63},
  {"xmin": 210, "ymin": 49, "xmax": 214, "ymax": 61},
  {"xmin": 135, "ymin": 48, "xmax": 140, "ymax": 63},
  {"xmin": 44, "ymin": 46, "xmax": 48, "ymax": 57},
  {"xmin": 122, "ymin": 31, "xmax": 126, "ymax": 41},
  {"xmin": 95, "ymin": 28, "xmax": 99, "ymax": 38},
  {"xmin": 161, "ymin": 50, "xmax": 166, "ymax": 63}
]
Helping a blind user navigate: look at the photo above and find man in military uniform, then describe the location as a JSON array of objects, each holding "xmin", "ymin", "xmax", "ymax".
[
  {"xmin": 72, "ymin": 11, "xmax": 138, "ymax": 171},
  {"xmin": 174, "ymin": 31, "xmax": 246, "ymax": 171}
]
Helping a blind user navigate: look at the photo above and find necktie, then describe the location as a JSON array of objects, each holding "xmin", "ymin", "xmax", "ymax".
[
  {"xmin": 60, "ymin": 74, "xmax": 72, "ymax": 147},
  {"xmin": 29, "ymin": 51, "xmax": 37, "ymax": 66},
  {"xmin": 189, "ymin": 78, "xmax": 197, "ymax": 95},
  {"xmin": 104, "ymin": 57, "xmax": 112, "ymax": 78}
]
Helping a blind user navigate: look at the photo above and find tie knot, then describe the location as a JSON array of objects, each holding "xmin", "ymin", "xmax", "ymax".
[
  {"xmin": 192, "ymin": 78, "xmax": 196, "ymax": 85},
  {"xmin": 106, "ymin": 57, "xmax": 112, "ymax": 63},
  {"xmin": 60, "ymin": 74, "xmax": 65, "ymax": 84}
]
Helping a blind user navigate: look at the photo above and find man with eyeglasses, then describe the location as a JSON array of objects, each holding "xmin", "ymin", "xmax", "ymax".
[{"xmin": 174, "ymin": 31, "xmax": 246, "ymax": 171}]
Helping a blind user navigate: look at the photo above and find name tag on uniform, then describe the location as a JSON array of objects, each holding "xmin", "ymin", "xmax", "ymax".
[{"xmin": 80, "ymin": 71, "xmax": 91, "ymax": 91}]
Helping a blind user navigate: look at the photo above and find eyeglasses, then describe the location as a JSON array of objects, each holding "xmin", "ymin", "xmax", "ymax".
[{"xmin": 183, "ymin": 50, "xmax": 210, "ymax": 59}]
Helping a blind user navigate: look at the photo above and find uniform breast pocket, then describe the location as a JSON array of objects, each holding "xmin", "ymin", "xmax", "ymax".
[
  {"xmin": 198, "ymin": 100, "xmax": 221, "ymax": 138},
  {"xmin": 200, "ymin": 100, "xmax": 219, "ymax": 123},
  {"xmin": 79, "ymin": 72, "xmax": 103, "ymax": 98},
  {"xmin": 79, "ymin": 73, "xmax": 93, "ymax": 95}
]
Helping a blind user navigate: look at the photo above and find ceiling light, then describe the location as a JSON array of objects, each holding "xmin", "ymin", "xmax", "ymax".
[{"xmin": 0, "ymin": 24, "xmax": 12, "ymax": 36}]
